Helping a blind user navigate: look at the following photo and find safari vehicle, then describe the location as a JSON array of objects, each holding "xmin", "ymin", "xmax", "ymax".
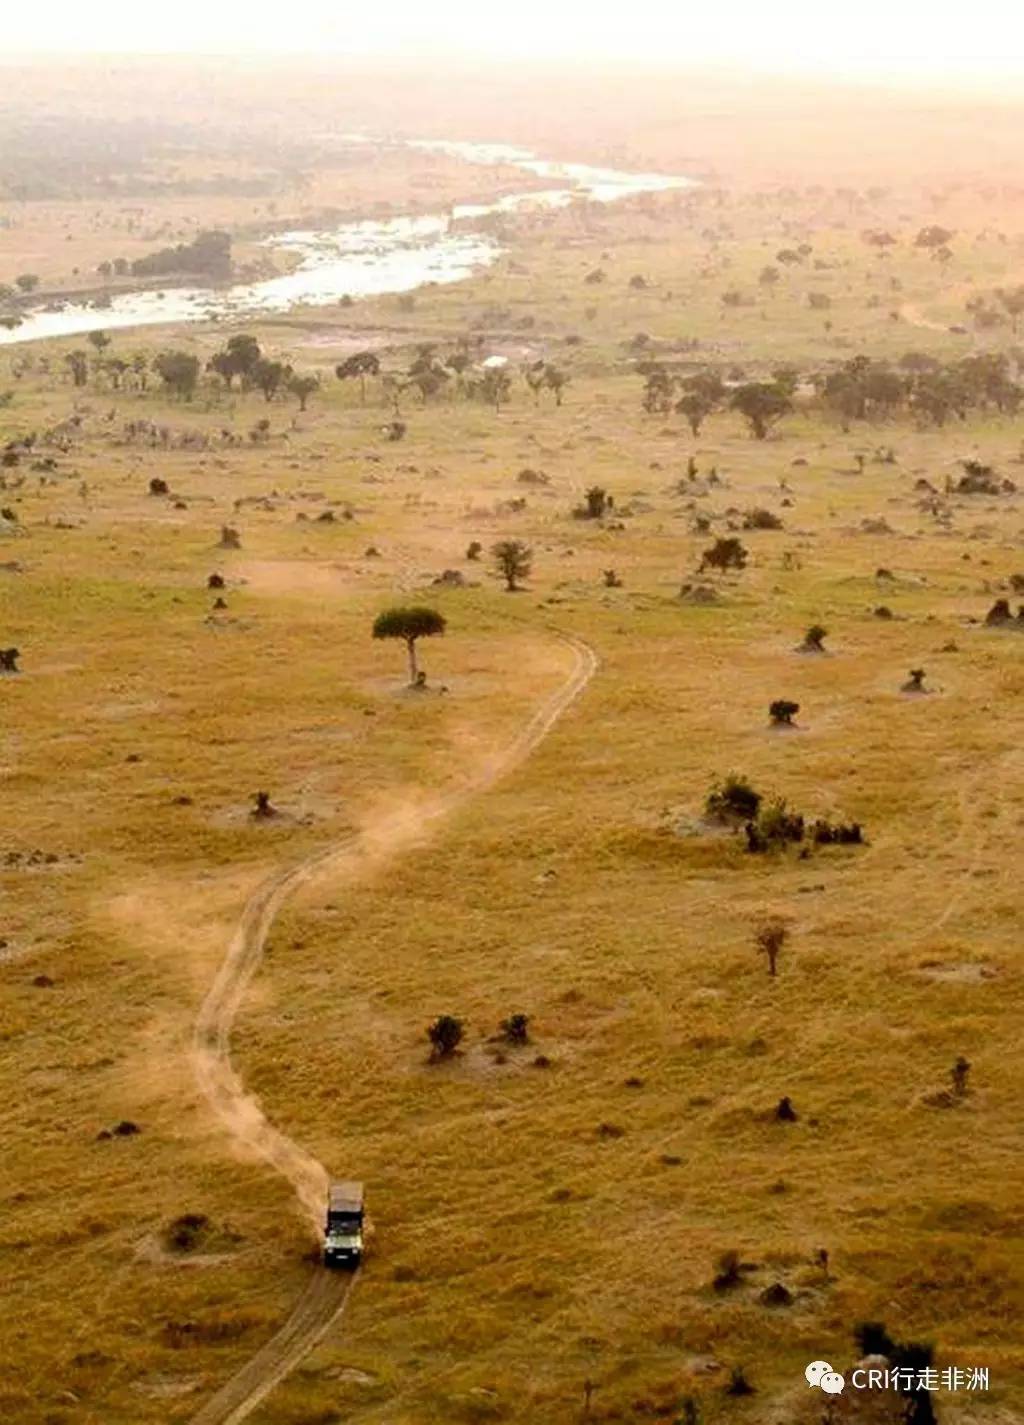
[{"xmin": 323, "ymin": 1181, "xmax": 364, "ymax": 1269}]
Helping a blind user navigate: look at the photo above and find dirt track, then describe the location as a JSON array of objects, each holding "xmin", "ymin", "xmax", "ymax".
[{"xmin": 187, "ymin": 630, "xmax": 597, "ymax": 1423}]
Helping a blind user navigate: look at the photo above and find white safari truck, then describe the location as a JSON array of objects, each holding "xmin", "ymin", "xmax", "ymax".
[{"xmin": 323, "ymin": 1181, "xmax": 364, "ymax": 1269}]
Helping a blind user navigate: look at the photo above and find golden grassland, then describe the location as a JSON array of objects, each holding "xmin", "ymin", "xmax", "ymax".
[{"xmin": 2, "ymin": 161, "xmax": 1024, "ymax": 1425}]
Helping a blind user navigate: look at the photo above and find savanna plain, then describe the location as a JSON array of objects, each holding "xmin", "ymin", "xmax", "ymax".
[{"xmin": 1, "ymin": 64, "xmax": 1023, "ymax": 1425}]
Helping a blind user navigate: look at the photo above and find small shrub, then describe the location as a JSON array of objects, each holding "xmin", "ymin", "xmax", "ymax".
[
  {"xmin": 811, "ymin": 819, "xmax": 863, "ymax": 845},
  {"xmin": 743, "ymin": 508, "xmax": 784, "ymax": 531},
  {"xmin": 712, "ymin": 1250, "xmax": 743, "ymax": 1291},
  {"xmin": 725, "ymin": 1367, "xmax": 755, "ymax": 1397},
  {"xmin": 427, "ymin": 1014, "xmax": 463, "ymax": 1060},
  {"xmin": 799, "ymin": 623, "xmax": 828, "ymax": 652},
  {"xmin": 251, "ymin": 791, "xmax": 276, "ymax": 819},
  {"xmin": 574, "ymin": 485, "xmax": 611, "ymax": 519},
  {"xmin": 706, "ymin": 774, "xmax": 762, "ymax": 823},
  {"xmin": 700, "ymin": 536, "xmax": 748, "ymax": 572},
  {"xmin": 500, "ymin": 1013, "xmax": 530, "ymax": 1045},
  {"xmin": 768, "ymin": 699, "xmax": 799, "ymax": 725},
  {"xmin": 855, "ymin": 1320, "xmax": 896, "ymax": 1357},
  {"xmin": 745, "ymin": 800, "xmax": 804, "ymax": 852},
  {"xmin": 164, "ymin": 1213, "xmax": 209, "ymax": 1253}
]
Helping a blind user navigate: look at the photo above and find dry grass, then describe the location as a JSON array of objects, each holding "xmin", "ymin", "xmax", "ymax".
[{"xmin": 2, "ymin": 135, "xmax": 1024, "ymax": 1425}]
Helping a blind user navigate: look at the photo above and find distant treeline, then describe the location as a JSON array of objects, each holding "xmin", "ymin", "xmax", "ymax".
[
  {"xmin": 130, "ymin": 231, "xmax": 232, "ymax": 280},
  {"xmin": 0, "ymin": 112, "xmax": 309, "ymax": 201}
]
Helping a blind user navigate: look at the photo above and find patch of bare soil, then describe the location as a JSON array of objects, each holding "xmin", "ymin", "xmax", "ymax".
[{"xmin": 915, "ymin": 959, "xmax": 998, "ymax": 984}]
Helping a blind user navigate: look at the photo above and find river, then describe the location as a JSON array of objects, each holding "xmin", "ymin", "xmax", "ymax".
[{"xmin": 0, "ymin": 140, "xmax": 694, "ymax": 348}]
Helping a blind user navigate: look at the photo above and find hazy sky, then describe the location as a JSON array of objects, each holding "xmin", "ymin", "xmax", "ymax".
[{"xmin": 7, "ymin": 0, "xmax": 1024, "ymax": 79}]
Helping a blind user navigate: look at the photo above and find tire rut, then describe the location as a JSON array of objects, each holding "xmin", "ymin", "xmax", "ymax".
[{"xmin": 186, "ymin": 631, "xmax": 597, "ymax": 1423}]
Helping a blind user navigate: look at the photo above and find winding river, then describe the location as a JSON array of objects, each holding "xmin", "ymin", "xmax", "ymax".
[{"xmin": 0, "ymin": 140, "xmax": 694, "ymax": 347}]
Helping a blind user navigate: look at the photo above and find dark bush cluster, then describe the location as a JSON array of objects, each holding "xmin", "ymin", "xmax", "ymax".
[
  {"xmin": 707, "ymin": 775, "xmax": 862, "ymax": 854},
  {"xmin": 745, "ymin": 800, "xmax": 805, "ymax": 852},
  {"xmin": 810, "ymin": 819, "xmax": 864, "ymax": 845}
]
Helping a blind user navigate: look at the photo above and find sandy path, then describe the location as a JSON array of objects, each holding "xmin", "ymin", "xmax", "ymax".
[{"xmin": 187, "ymin": 630, "xmax": 597, "ymax": 1424}]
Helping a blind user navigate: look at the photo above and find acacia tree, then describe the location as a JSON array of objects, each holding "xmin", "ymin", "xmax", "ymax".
[
  {"xmin": 676, "ymin": 390, "xmax": 715, "ymax": 436},
  {"xmin": 335, "ymin": 351, "xmax": 381, "ymax": 402},
  {"xmin": 480, "ymin": 366, "xmax": 512, "ymax": 413},
  {"xmin": 675, "ymin": 369, "xmax": 725, "ymax": 436},
  {"xmin": 65, "ymin": 351, "xmax": 89, "ymax": 388},
  {"xmin": 209, "ymin": 333, "xmax": 261, "ymax": 390},
  {"xmin": 996, "ymin": 285, "xmax": 1024, "ymax": 334},
  {"xmin": 492, "ymin": 539, "xmax": 532, "ymax": 591},
  {"xmin": 252, "ymin": 358, "xmax": 291, "ymax": 402},
  {"xmin": 154, "ymin": 350, "xmax": 200, "ymax": 400},
  {"xmin": 525, "ymin": 361, "xmax": 568, "ymax": 406},
  {"xmin": 287, "ymin": 373, "xmax": 319, "ymax": 411},
  {"xmin": 730, "ymin": 381, "xmax": 793, "ymax": 440},
  {"xmin": 372, "ymin": 605, "xmax": 446, "ymax": 684}
]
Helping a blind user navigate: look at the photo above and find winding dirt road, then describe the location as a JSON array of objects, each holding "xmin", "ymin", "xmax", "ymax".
[{"xmin": 187, "ymin": 631, "xmax": 597, "ymax": 1424}]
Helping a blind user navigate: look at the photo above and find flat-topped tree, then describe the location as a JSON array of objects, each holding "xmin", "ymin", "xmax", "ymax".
[
  {"xmin": 729, "ymin": 380, "xmax": 793, "ymax": 440},
  {"xmin": 373, "ymin": 605, "xmax": 446, "ymax": 685},
  {"xmin": 335, "ymin": 351, "xmax": 380, "ymax": 403}
]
